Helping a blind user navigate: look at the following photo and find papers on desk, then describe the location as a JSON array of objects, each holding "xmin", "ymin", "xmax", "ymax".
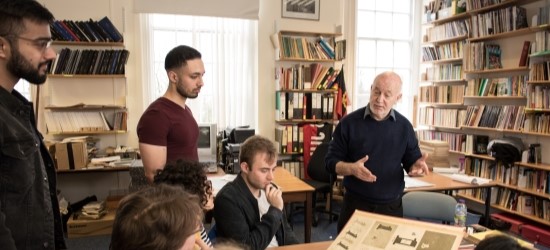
[
  {"xmin": 328, "ymin": 210, "xmax": 465, "ymax": 250},
  {"xmin": 450, "ymin": 174, "xmax": 491, "ymax": 185},
  {"xmin": 208, "ymin": 174, "xmax": 237, "ymax": 196},
  {"xmin": 404, "ymin": 176, "xmax": 434, "ymax": 188},
  {"xmin": 433, "ymin": 167, "xmax": 459, "ymax": 174}
]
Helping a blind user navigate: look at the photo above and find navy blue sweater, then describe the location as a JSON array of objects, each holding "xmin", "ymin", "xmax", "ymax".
[{"xmin": 325, "ymin": 105, "xmax": 421, "ymax": 203}]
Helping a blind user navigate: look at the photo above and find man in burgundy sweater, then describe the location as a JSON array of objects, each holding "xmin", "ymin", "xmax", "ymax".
[{"xmin": 137, "ymin": 45, "xmax": 205, "ymax": 182}]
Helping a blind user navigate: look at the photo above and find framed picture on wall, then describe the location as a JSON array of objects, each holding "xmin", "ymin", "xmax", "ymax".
[{"xmin": 282, "ymin": 0, "xmax": 320, "ymax": 21}]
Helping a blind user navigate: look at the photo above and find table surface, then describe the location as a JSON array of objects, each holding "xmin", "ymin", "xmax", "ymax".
[
  {"xmin": 273, "ymin": 166, "xmax": 315, "ymax": 193},
  {"xmin": 270, "ymin": 240, "xmax": 332, "ymax": 250},
  {"xmin": 404, "ymin": 172, "xmax": 495, "ymax": 192}
]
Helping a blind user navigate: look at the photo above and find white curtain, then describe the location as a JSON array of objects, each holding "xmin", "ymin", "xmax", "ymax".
[
  {"xmin": 141, "ymin": 14, "xmax": 257, "ymax": 129},
  {"xmin": 134, "ymin": 0, "xmax": 259, "ymax": 20}
]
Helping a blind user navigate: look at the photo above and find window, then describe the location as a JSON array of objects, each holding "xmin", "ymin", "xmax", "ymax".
[
  {"xmin": 355, "ymin": 0, "xmax": 417, "ymax": 119},
  {"xmin": 142, "ymin": 14, "xmax": 257, "ymax": 128}
]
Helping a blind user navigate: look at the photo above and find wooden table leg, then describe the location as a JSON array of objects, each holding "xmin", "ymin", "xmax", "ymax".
[{"xmin": 304, "ymin": 191, "xmax": 312, "ymax": 243}]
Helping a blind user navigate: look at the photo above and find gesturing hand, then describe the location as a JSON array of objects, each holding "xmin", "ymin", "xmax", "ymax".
[
  {"xmin": 265, "ymin": 183, "xmax": 283, "ymax": 211},
  {"xmin": 351, "ymin": 155, "xmax": 377, "ymax": 183},
  {"xmin": 409, "ymin": 153, "xmax": 430, "ymax": 176}
]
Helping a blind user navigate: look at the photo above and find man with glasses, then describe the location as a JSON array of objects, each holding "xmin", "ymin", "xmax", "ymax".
[{"xmin": 0, "ymin": 1, "xmax": 65, "ymax": 249}]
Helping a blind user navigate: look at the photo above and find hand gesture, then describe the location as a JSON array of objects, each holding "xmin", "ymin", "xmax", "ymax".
[
  {"xmin": 408, "ymin": 153, "xmax": 430, "ymax": 176},
  {"xmin": 351, "ymin": 155, "xmax": 377, "ymax": 183},
  {"xmin": 265, "ymin": 183, "xmax": 283, "ymax": 211}
]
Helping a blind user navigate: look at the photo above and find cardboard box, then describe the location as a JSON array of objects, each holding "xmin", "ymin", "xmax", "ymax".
[
  {"xmin": 67, "ymin": 210, "xmax": 115, "ymax": 238},
  {"xmin": 106, "ymin": 195, "xmax": 125, "ymax": 210},
  {"xmin": 55, "ymin": 141, "xmax": 88, "ymax": 170},
  {"xmin": 521, "ymin": 224, "xmax": 550, "ymax": 247}
]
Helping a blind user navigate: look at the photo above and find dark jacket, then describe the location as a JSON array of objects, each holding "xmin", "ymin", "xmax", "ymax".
[
  {"xmin": 0, "ymin": 88, "xmax": 66, "ymax": 250},
  {"xmin": 214, "ymin": 174, "xmax": 298, "ymax": 249}
]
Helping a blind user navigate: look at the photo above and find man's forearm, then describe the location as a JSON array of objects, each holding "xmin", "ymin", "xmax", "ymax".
[{"xmin": 335, "ymin": 161, "xmax": 354, "ymax": 176}]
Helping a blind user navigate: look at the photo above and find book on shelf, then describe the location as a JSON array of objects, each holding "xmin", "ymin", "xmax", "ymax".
[
  {"xmin": 518, "ymin": 41, "xmax": 531, "ymax": 67},
  {"xmin": 485, "ymin": 44, "xmax": 502, "ymax": 70},
  {"xmin": 473, "ymin": 135, "xmax": 489, "ymax": 154}
]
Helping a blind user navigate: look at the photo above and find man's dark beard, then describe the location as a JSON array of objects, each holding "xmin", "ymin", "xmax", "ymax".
[
  {"xmin": 7, "ymin": 46, "xmax": 49, "ymax": 85},
  {"xmin": 176, "ymin": 84, "xmax": 198, "ymax": 99}
]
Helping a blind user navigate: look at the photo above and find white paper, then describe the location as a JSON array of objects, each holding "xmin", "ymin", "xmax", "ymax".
[
  {"xmin": 208, "ymin": 174, "xmax": 237, "ymax": 196},
  {"xmin": 450, "ymin": 174, "xmax": 491, "ymax": 185},
  {"xmin": 404, "ymin": 176, "xmax": 434, "ymax": 188},
  {"xmin": 433, "ymin": 167, "xmax": 459, "ymax": 174}
]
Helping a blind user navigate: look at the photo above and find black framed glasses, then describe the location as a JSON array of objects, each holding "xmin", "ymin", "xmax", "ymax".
[{"xmin": 15, "ymin": 36, "xmax": 53, "ymax": 52}]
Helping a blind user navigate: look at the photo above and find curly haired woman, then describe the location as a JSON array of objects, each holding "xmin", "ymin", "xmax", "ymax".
[{"xmin": 154, "ymin": 160, "xmax": 214, "ymax": 249}]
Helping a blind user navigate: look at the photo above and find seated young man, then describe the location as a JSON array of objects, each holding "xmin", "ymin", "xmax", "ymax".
[{"xmin": 214, "ymin": 135, "xmax": 298, "ymax": 249}]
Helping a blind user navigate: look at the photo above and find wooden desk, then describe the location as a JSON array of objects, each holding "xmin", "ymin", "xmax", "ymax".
[
  {"xmin": 405, "ymin": 173, "xmax": 495, "ymax": 226},
  {"xmin": 274, "ymin": 167, "xmax": 315, "ymax": 243},
  {"xmin": 270, "ymin": 241, "xmax": 331, "ymax": 250}
]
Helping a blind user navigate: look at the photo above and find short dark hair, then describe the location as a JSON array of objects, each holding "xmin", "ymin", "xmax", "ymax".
[
  {"xmin": 110, "ymin": 184, "xmax": 202, "ymax": 250},
  {"xmin": 154, "ymin": 159, "xmax": 212, "ymax": 208},
  {"xmin": 474, "ymin": 234, "xmax": 530, "ymax": 250},
  {"xmin": 0, "ymin": 0, "xmax": 54, "ymax": 37},
  {"xmin": 239, "ymin": 135, "xmax": 277, "ymax": 169},
  {"xmin": 164, "ymin": 45, "xmax": 202, "ymax": 71}
]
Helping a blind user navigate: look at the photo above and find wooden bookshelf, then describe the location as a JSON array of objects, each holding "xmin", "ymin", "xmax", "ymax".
[
  {"xmin": 57, "ymin": 166, "xmax": 129, "ymax": 173},
  {"xmin": 48, "ymin": 74, "xmax": 125, "ymax": 78},
  {"xmin": 52, "ymin": 41, "xmax": 124, "ymax": 47}
]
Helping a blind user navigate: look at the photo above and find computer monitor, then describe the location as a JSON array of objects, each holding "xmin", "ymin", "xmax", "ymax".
[
  {"xmin": 229, "ymin": 127, "xmax": 255, "ymax": 144},
  {"xmin": 198, "ymin": 123, "xmax": 217, "ymax": 161}
]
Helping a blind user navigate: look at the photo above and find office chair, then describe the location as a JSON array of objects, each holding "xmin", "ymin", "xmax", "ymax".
[
  {"xmin": 303, "ymin": 142, "xmax": 339, "ymax": 227},
  {"xmin": 402, "ymin": 191, "xmax": 457, "ymax": 224}
]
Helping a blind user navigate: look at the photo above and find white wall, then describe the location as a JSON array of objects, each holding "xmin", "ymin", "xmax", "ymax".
[{"xmin": 37, "ymin": 0, "xmax": 348, "ymax": 202}]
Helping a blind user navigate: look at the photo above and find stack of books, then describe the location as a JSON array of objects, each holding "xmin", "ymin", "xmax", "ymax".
[
  {"xmin": 419, "ymin": 139, "xmax": 450, "ymax": 168},
  {"xmin": 79, "ymin": 200, "xmax": 107, "ymax": 220}
]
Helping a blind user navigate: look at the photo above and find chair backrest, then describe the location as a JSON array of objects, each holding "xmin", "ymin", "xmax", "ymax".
[
  {"xmin": 402, "ymin": 191, "xmax": 457, "ymax": 224},
  {"xmin": 307, "ymin": 143, "xmax": 331, "ymax": 182}
]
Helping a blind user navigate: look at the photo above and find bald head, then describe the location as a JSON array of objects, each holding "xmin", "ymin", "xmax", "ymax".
[
  {"xmin": 372, "ymin": 71, "xmax": 402, "ymax": 94},
  {"xmin": 369, "ymin": 71, "xmax": 403, "ymax": 121}
]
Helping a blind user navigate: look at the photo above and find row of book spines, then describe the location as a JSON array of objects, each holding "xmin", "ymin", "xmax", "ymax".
[
  {"xmin": 458, "ymin": 188, "xmax": 550, "ymax": 221},
  {"xmin": 415, "ymin": 130, "xmax": 466, "ymax": 152},
  {"xmin": 469, "ymin": 6, "xmax": 528, "ymax": 38},
  {"xmin": 49, "ymin": 49, "xmax": 129, "ymax": 75},
  {"xmin": 277, "ymin": 64, "xmax": 340, "ymax": 90},
  {"xmin": 529, "ymin": 62, "xmax": 550, "ymax": 82},
  {"xmin": 280, "ymin": 35, "xmax": 337, "ymax": 60},
  {"xmin": 468, "ymin": 161, "xmax": 549, "ymax": 195},
  {"xmin": 465, "ymin": 42, "xmax": 503, "ymax": 71},
  {"xmin": 421, "ymin": 41, "xmax": 464, "ymax": 61},
  {"xmin": 50, "ymin": 17, "xmax": 123, "ymax": 43},
  {"xmin": 44, "ymin": 110, "xmax": 127, "ymax": 133},
  {"xmin": 418, "ymin": 85, "xmax": 465, "ymax": 103},
  {"xmin": 275, "ymin": 125, "xmax": 304, "ymax": 155},
  {"xmin": 526, "ymin": 84, "xmax": 550, "ymax": 109},
  {"xmin": 425, "ymin": 19, "xmax": 469, "ymax": 41},
  {"xmin": 466, "ymin": 76, "xmax": 526, "ymax": 97},
  {"xmin": 418, "ymin": 107, "xmax": 465, "ymax": 128},
  {"xmin": 281, "ymin": 161, "xmax": 305, "ymax": 179},
  {"xmin": 463, "ymin": 105, "xmax": 525, "ymax": 129},
  {"xmin": 424, "ymin": 64, "xmax": 463, "ymax": 81},
  {"xmin": 275, "ymin": 92, "xmax": 335, "ymax": 121}
]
